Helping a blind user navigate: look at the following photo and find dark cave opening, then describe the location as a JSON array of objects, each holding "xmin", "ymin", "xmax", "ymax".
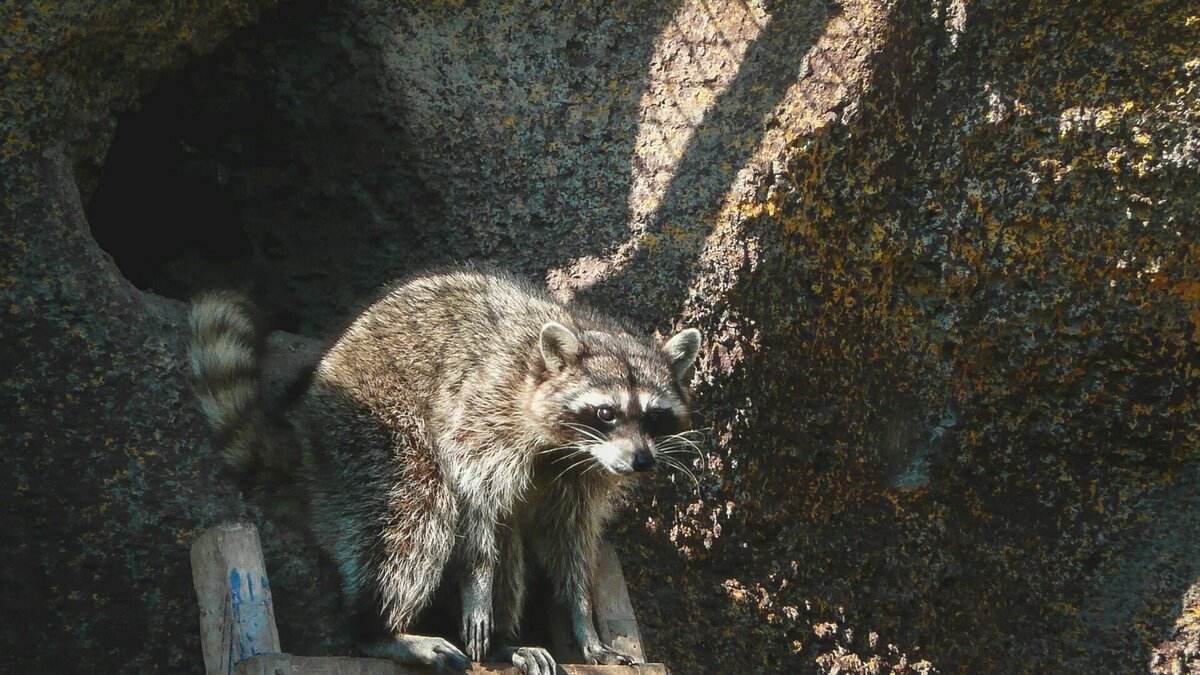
[
  {"xmin": 83, "ymin": 53, "xmax": 306, "ymax": 333},
  {"xmin": 79, "ymin": 0, "xmax": 436, "ymax": 338},
  {"xmin": 80, "ymin": 0, "xmax": 443, "ymax": 338},
  {"xmin": 85, "ymin": 93, "xmax": 253, "ymax": 295}
]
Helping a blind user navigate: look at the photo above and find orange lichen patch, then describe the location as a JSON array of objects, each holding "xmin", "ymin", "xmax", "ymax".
[{"xmin": 1171, "ymin": 280, "xmax": 1200, "ymax": 339}]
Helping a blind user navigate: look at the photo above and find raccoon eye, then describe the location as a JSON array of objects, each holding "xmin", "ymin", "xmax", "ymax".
[
  {"xmin": 595, "ymin": 406, "xmax": 617, "ymax": 423},
  {"xmin": 643, "ymin": 408, "xmax": 678, "ymax": 437}
]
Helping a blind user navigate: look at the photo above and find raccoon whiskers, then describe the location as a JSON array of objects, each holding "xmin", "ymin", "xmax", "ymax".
[
  {"xmin": 656, "ymin": 435, "xmax": 707, "ymax": 471},
  {"xmin": 658, "ymin": 429, "xmax": 708, "ymax": 448},
  {"xmin": 553, "ymin": 453, "xmax": 600, "ymax": 484},
  {"xmin": 537, "ymin": 439, "xmax": 600, "ymax": 471},
  {"xmin": 560, "ymin": 421, "xmax": 607, "ymax": 445},
  {"xmin": 656, "ymin": 454, "xmax": 699, "ymax": 488},
  {"xmin": 548, "ymin": 447, "xmax": 592, "ymax": 466},
  {"xmin": 659, "ymin": 447, "xmax": 702, "ymax": 464},
  {"xmin": 658, "ymin": 439, "xmax": 702, "ymax": 457},
  {"xmin": 660, "ymin": 458, "xmax": 699, "ymax": 488},
  {"xmin": 660, "ymin": 449, "xmax": 706, "ymax": 480},
  {"xmin": 537, "ymin": 442, "xmax": 585, "ymax": 457},
  {"xmin": 657, "ymin": 438, "xmax": 701, "ymax": 456}
]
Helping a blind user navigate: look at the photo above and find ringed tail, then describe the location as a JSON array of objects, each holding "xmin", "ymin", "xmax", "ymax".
[{"xmin": 187, "ymin": 291, "xmax": 295, "ymax": 479}]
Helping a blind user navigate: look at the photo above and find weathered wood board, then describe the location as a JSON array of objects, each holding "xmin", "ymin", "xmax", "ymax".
[
  {"xmin": 192, "ymin": 524, "xmax": 666, "ymax": 675},
  {"xmin": 191, "ymin": 523, "xmax": 282, "ymax": 675},
  {"xmin": 592, "ymin": 542, "xmax": 646, "ymax": 663},
  {"xmin": 235, "ymin": 654, "xmax": 670, "ymax": 675}
]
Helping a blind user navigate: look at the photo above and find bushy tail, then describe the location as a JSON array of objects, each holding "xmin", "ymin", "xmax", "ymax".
[{"xmin": 188, "ymin": 292, "xmax": 297, "ymax": 480}]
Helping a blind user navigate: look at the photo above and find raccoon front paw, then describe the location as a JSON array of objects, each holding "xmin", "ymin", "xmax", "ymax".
[
  {"xmin": 423, "ymin": 637, "xmax": 472, "ymax": 671},
  {"xmin": 583, "ymin": 643, "xmax": 635, "ymax": 666},
  {"xmin": 362, "ymin": 635, "xmax": 470, "ymax": 671},
  {"xmin": 511, "ymin": 646, "xmax": 557, "ymax": 675},
  {"xmin": 462, "ymin": 607, "xmax": 492, "ymax": 662}
]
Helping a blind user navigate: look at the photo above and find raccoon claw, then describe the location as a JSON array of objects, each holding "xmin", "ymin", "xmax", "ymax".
[
  {"xmin": 583, "ymin": 643, "xmax": 635, "ymax": 666},
  {"xmin": 363, "ymin": 635, "xmax": 470, "ymax": 671},
  {"xmin": 511, "ymin": 646, "xmax": 557, "ymax": 675},
  {"xmin": 432, "ymin": 640, "xmax": 473, "ymax": 672},
  {"xmin": 462, "ymin": 609, "xmax": 492, "ymax": 662}
]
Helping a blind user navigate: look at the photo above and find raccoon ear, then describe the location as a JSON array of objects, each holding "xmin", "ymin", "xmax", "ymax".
[
  {"xmin": 540, "ymin": 322, "xmax": 581, "ymax": 373},
  {"xmin": 663, "ymin": 328, "xmax": 701, "ymax": 383}
]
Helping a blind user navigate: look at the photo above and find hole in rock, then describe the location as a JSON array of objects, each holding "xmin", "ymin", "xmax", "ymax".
[
  {"xmin": 82, "ymin": 0, "xmax": 437, "ymax": 337},
  {"xmin": 84, "ymin": 59, "xmax": 303, "ymax": 332},
  {"xmin": 86, "ymin": 97, "xmax": 259, "ymax": 304}
]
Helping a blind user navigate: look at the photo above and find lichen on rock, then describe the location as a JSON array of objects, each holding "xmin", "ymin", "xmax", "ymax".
[{"xmin": 2, "ymin": 0, "xmax": 1199, "ymax": 673}]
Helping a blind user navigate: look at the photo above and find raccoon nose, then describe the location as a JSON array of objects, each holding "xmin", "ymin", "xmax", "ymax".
[{"xmin": 631, "ymin": 448, "xmax": 655, "ymax": 472}]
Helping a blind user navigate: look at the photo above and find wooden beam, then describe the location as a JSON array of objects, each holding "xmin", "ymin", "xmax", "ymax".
[
  {"xmin": 192, "ymin": 522, "xmax": 282, "ymax": 675},
  {"xmin": 591, "ymin": 541, "xmax": 646, "ymax": 663},
  {"xmin": 234, "ymin": 654, "xmax": 670, "ymax": 675}
]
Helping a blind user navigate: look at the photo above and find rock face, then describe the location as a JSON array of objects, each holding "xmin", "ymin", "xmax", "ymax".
[{"xmin": 3, "ymin": 0, "xmax": 1199, "ymax": 673}]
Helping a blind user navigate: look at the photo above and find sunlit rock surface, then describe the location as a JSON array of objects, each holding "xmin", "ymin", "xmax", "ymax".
[{"xmin": 2, "ymin": 0, "xmax": 1198, "ymax": 672}]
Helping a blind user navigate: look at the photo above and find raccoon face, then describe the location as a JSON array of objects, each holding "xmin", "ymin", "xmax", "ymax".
[{"xmin": 534, "ymin": 322, "xmax": 701, "ymax": 476}]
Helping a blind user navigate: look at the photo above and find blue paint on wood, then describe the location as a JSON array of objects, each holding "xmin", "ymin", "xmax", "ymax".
[
  {"xmin": 229, "ymin": 568, "xmax": 243, "ymax": 603},
  {"xmin": 223, "ymin": 594, "xmax": 237, "ymax": 674},
  {"xmin": 224, "ymin": 566, "xmax": 276, "ymax": 672}
]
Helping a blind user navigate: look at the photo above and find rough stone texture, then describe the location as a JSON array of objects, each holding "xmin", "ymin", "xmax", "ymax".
[
  {"xmin": 3, "ymin": 0, "xmax": 1200, "ymax": 673},
  {"xmin": 0, "ymin": 2, "xmax": 327, "ymax": 673}
]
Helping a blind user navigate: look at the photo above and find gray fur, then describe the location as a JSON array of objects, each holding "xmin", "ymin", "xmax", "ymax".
[{"xmin": 187, "ymin": 269, "xmax": 700, "ymax": 672}]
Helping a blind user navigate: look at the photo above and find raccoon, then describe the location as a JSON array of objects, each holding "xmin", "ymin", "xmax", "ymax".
[{"xmin": 188, "ymin": 268, "xmax": 701, "ymax": 674}]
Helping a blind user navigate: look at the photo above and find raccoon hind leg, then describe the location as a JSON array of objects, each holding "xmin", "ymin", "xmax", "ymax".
[
  {"xmin": 353, "ymin": 479, "xmax": 462, "ymax": 669},
  {"xmin": 324, "ymin": 406, "xmax": 461, "ymax": 667}
]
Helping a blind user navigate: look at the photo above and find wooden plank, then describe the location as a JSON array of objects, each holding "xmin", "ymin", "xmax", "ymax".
[
  {"xmin": 591, "ymin": 541, "xmax": 646, "ymax": 663},
  {"xmin": 235, "ymin": 654, "xmax": 670, "ymax": 675},
  {"xmin": 192, "ymin": 522, "xmax": 282, "ymax": 675}
]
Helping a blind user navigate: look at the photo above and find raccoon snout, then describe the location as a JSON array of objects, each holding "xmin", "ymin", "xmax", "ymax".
[{"xmin": 631, "ymin": 448, "xmax": 655, "ymax": 472}]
